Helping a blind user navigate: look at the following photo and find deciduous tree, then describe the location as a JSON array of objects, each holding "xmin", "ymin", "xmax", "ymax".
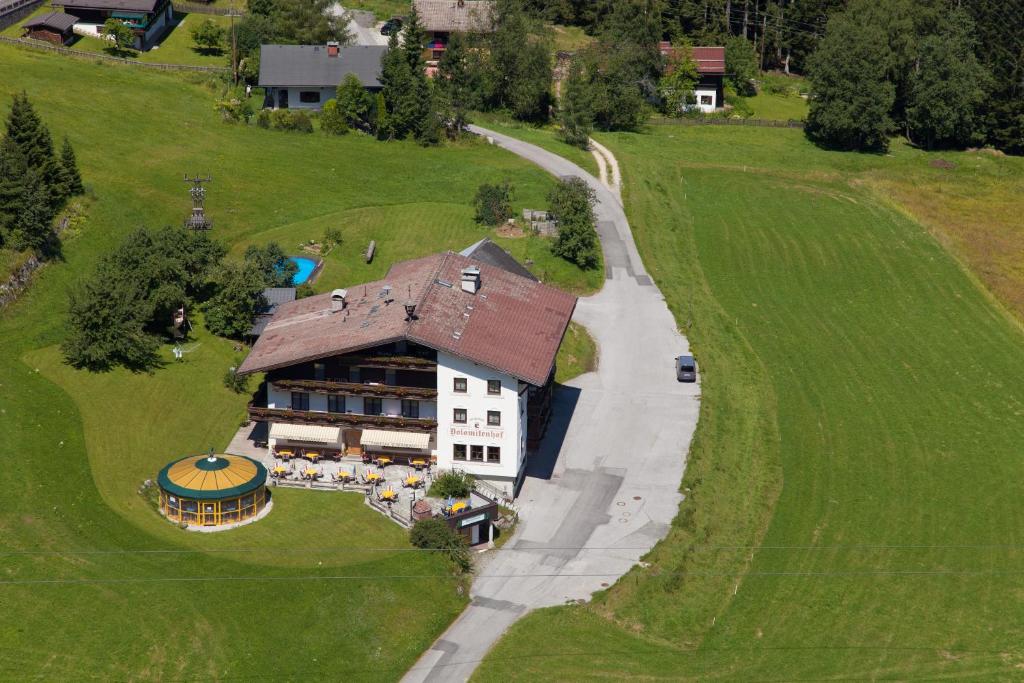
[
  {"xmin": 243, "ymin": 242, "xmax": 296, "ymax": 288},
  {"xmin": 204, "ymin": 262, "xmax": 266, "ymax": 339},
  {"xmin": 103, "ymin": 18, "xmax": 136, "ymax": 53},
  {"xmin": 63, "ymin": 227, "xmax": 225, "ymax": 371},
  {"xmin": 190, "ymin": 18, "xmax": 225, "ymax": 53},
  {"xmin": 549, "ymin": 177, "xmax": 599, "ymax": 270},
  {"xmin": 658, "ymin": 46, "xmax": 699, "ymax": 115},
  {"xmin": 805, "ymin": 6, "xmax": 894, "ymax": 151},
  {"xmin": 319, "ymin": 98, "xmax": 348, "ymax": 135},
  {"xmin": 906, "ymin": 13, "xmax": 988, "ymax": 150},
  {"xmin": 724, "ymin": 35, "xmax": 758, "ymax": 96}
]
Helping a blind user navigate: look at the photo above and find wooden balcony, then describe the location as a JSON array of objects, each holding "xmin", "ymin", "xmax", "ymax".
[
  {"xmin": 271, "ymin": 379, "xmax": 437, "ymax": 400},
  {"xmin": 248, "ymin": 405, "xmax": 437, "ymax": 432},
  {"xmin": 338, "ymin": 354, "xmax": 437, "ymax": 371}
]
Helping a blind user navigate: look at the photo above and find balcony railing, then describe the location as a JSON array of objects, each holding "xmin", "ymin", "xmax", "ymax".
[
  {"xmin": 271, "ymin": 379, "xmax": 437, "ymax": 400},
  {"xmin": 338, "ymin": 354, "xmax": 437, "ymax": 371},
  {"xmin": 248, "ymin": 405, "xmax": 437, "ymax": 432}
]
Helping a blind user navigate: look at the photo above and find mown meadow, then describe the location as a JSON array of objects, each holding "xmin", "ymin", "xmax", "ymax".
[
  {"xmin": 476, "ymin": 126, "xmax": 1024, "ymax": 679},
  {"xmin": 0, "ymin": 44, "xmax": 592, "ymax": 680}
]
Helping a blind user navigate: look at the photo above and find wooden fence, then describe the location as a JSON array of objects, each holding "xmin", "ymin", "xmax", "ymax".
[
  {"xmin": 649, "ymin": 116, "xmax": 805, "ymax": 129},
  {"xmin": 173, "ymin": 1, "xmax": 245, "ymax": 15},
  {"xmin": 0, "ymin": 35, "xmax": 231, "ymax": 72}
]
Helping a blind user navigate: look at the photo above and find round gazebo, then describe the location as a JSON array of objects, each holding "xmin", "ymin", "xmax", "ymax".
[{"xmin": 157, "ymin": 453, "xmax": 269, "ymax": 528}]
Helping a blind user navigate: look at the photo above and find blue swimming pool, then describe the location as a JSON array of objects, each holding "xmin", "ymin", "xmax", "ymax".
[{"xmin": 288, "ymin": 257, "xmax": 317, "ymax": 285}]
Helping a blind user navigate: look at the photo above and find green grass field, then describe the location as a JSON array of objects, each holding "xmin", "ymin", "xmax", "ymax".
[
  {"xmin": 554, "ymin": 321, "xmax": 596, "ymax": 383},
  {"xmin": 0, "ymin": 43, "xmax": 591, "ymax": 681},
  {"xmin": 743, "ymin": 91, "xmax": 808, "ymax": 120},
  {"xmin": 475, "ymin": 126, "xmax": 1024, "ymax": 679},
  {"xmin": 343, "ymin": 0, "xmax": 407, "ymax": 21},
  {"xmin": 471, "ymin": 111, "xmax": 600, "ymax": 177}
]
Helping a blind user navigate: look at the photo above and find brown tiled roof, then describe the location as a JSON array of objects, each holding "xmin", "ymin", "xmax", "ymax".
[
  {"xmin": 413, "ymin": 0, "xmax": 494, "ymax": 33},
  {"xmin": 691, "ymin": 46, "xmax": 726, "ymax": 75},
  {"xmin": 660, "ymin": 42, "xmax": 727, "ymax": 75},
  {"xmin": 238, "ymin": 252, "xmax": 576, "ymax": 386}
]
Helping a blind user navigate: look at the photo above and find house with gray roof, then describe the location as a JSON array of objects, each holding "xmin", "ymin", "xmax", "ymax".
[
  {"xmin": 259, "ymin": 42, "xmax": 387, "ymax": 110},
  {"xmin": 50, "ymin": 0, "xmax": 173, "ymax": 51}
]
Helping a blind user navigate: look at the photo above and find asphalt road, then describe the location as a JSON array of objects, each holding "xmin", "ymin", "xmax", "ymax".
[
  {"xmin": 401, "ymin": 127, "xmax": 701, "ymax": 682},
  {"xmin": 329, "ymin": 4, "xmax": 389, "ymax": 46}
]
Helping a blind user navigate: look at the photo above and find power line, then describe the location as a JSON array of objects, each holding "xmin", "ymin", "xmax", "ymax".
[
  {"xmin": 4, "ymin": 567, "xmax": 1024, "ymax": 586},
  {"xmin": 5, "ymin": 542, "xmax": 1024, "ymax": 556}
]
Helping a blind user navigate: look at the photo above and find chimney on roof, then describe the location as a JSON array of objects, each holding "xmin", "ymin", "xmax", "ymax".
[
  {"xmin": 461, "ymin": 265, "xmax": 481, "ymax": 294},
  {"xmin": 331, "ymin": 288, "xmax": 348, "ymax": 311},
  {"xmin": 327, "ymin": 40, "xmax": 340, "ymax": 57},
  {"xmin": 404, "ymin": 301, "xmax": 417, "ymax": 321},
  {"xmin": 457, "ymin": 0, "xmax": 465, "ymax": 7}
]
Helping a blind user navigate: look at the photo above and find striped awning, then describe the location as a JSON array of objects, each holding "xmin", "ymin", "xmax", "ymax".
[
  {"xmin": 269, "ymin": 423, "xmax": 341, "ymax": 444},
  {"xmin": 360, "ymin": 429, "xmax": 430, "ymax": 450}
]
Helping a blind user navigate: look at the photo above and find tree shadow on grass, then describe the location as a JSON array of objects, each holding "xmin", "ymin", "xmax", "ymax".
[{"xmin": 191, "ymin": 46, "xmax": 225, "ymax": 57}]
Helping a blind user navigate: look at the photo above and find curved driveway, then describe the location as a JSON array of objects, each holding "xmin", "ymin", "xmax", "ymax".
[{"xmin": 402, "ymin": 127, "xmax": 700, "ymax": 682}]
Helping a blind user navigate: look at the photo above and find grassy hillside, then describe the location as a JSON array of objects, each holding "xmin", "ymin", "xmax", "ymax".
[
  {"xmin": 475, "ymin": 127, "xmax": 1024, "ymax": 679},
  {"xmin": 0, "ymin": 44, "xmax": 582, "ymax": 681}
]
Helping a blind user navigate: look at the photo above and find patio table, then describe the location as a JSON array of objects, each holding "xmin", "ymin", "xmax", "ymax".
[
  {"xmin": 450, "ymin": 501, "xmax": 467, "ymax": 514},
  {"xmin": 304, "ymin": 468, "xmax": 318, "ymax": 478}
]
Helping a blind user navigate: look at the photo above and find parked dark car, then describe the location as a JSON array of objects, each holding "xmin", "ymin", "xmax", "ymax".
[
  {"xmin": 380, "ymin": 17, "xmax": 403, "ymax": 35},
  {"xmin": 675, "ymin": 354, "xmax": 697, "ymax": 382}
]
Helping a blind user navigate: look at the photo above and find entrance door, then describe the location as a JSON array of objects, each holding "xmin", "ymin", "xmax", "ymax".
[
  {"xmin": 344, "ymin": 429, "xmax": 362, "ymax": 456},
  {"xmin": 470, "ymin": 524, "xmax": 480, "ymax": 546},
  {"xmin": 277, "ymin": 89, "xmax": 289, "ymax": 109}
]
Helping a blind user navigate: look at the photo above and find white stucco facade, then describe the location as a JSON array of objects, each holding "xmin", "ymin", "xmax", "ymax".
[
  {"xmin": 265, "ymin": 87, "xmax": 335, "ymax": 110},
  {"xmin": 434, "ymin": 351, "xmax": 526, "ymax": 488},
  {"xmin": 694, "ymin": 86, "xmax": 718, "ymax": 113}
]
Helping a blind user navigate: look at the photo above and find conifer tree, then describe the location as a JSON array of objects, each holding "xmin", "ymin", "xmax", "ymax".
[
  {"xmin": 3, "ymin": 92, "xmax": 64, "ymax": 208},
  {"xmin": 336, "ymin": 73, "xmax": 373, "ymax": 130},
  {"xmin": 558, "ymin": 58, "xmax": 594, "ymax": 148},
  {"xmin": 400, "ymin": 6, "xmax": 436, "ymax": 143},
  {"xmin": 0, "ymin": 137, "xmax": 28, "ymax": 240},
  {"xmin": 436, "ymin": 32, "xmax": 475, "ymax": 137},
  {"xmin": 379, "ymin": 31, "xmax": 412, "ymax": 139},
  {"xmin": 9, "ymin": 171, "xmax": 58, "ymax": 257},
  {"xmin": 59, "ymin": 136, "xmax": 84, "ymax": 197}
]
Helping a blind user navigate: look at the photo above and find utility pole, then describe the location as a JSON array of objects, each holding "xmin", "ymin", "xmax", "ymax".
[
  {"xmin": 759, "ymin": 14, "xmax": 767, "ymax": 72},
  {"xmin": 230, "ymin": 0, "xmax": 238, "ymax": 86}
]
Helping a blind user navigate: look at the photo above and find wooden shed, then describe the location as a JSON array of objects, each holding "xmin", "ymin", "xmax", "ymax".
[{"xmin": 22, "ymin": 11, "xmax": 78, "ymax": 45}]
